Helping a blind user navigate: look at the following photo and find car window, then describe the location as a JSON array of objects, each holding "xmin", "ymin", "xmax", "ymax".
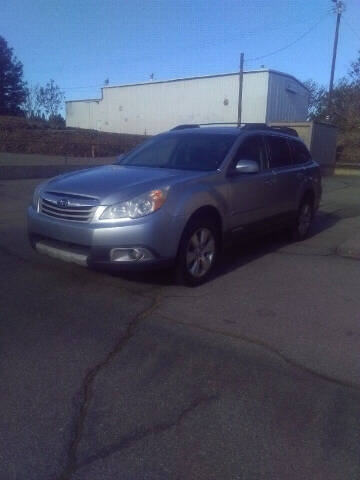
[
  {"xmin": 121, "ymin": 133, "xmax": 237, "ymax": 171},
  {"xmin": 290, "ymin": 140, "xmax": 311, "ymax": 165},
  {"xmin": 267, "ymin": 135, "xmax": 292, "ymax": 168},
  {"xmin": 233, "ymin": 135, "xmax": 267, "ymax": 170},
  {"xmin": 171, "ymin": 135, "xmax": 235, "ymax": 170},
  {"xmin": 123, "ymin": 137, "xmax": 178, "ymax": 167}
]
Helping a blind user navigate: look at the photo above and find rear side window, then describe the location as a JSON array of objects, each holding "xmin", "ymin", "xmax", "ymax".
[
  {"xmin": 267, "ymin": 135, "xmax": 292, "ymax": 168},
  {"xmin": 290, "ymin": 140, "xmax": 311, "ymax": 165}
]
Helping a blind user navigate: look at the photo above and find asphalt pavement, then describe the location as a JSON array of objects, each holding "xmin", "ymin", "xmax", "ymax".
[{"xmin": 0, "ymin": 176, "xmax": 360, "ymax": 480}]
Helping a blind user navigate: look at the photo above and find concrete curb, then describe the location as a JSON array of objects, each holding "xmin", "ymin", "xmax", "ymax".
[
  {"xmin": 337, "ymin": 234, "xmax": 360, "ymax": 260},
  {"xmin": 334, "ymin": 168, "xmax": 360, "ymax": 177}
]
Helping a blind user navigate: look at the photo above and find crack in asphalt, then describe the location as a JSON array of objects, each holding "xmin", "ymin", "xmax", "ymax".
[
  {"xmin": 3, "ymin": 204, "xmax": 360, "ymax": 477},
  {"xmin": 57, "ymin": 293, "xmax": 162, "ymax": 480},
  {"xmin": 158, "ymin": 313, "xmax": 360, "ymax": 394},
  {"xmin": 75, "ymin": 394, "xmax": 218, "ymax": 472}
]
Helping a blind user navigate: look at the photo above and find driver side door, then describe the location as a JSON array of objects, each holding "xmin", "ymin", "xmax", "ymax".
[{"xmin": 227, "ymin": 134, "xmax": 278, "ymax": 234}]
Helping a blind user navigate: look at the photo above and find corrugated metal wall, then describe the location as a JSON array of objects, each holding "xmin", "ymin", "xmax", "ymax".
[
  {"xmin": 103, "ymin": 74, "xmax": 239, "ymax": 135},
  {"xmin": 310, "ymin": 122, "xmax": 337, "ymax": 169},
  {"xmin": 65, "ymin": 100, "xmax": 103, "ymax": 130},
  {"xmin": 66, "ymin": 71, "xmax": 308, "ymax": 135},
  {"xmin": 266, "ymin": 73, "xmax": 309, "ymax": 123}
]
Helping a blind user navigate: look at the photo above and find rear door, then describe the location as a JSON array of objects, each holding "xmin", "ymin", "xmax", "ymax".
[
  {"xmin": 289, "ymin": 138, "xmax": 314, "ymax": 200},
  {"xmin": 265, "ymin": 134, "xmax": 300, "ymax": 220},
  {"xmin": 227, "ymin": 134, "xmax": 278, "ymax": 233}
]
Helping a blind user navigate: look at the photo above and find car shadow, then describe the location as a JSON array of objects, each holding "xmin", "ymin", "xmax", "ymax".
[
  {"xmin": 212, "ymin": 210, "xmax": 341, "ymax": 281},
  {"xmin": 97, "ymin": 210, "xmax": 341, "ymax": 287}
]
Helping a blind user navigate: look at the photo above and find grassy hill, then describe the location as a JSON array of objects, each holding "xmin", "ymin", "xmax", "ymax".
[
  {"xmin": 2, "ymin": 115, "xmax": 357, "ymax": 165},
  {"xmin": 0, "ymin": 116, "xmax": 146, "ymax": 157}
]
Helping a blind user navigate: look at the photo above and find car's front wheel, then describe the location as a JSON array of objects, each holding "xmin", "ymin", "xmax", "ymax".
[{"xmin": 175, "ymin": 218, "xmax": 219, "ymax": 286}]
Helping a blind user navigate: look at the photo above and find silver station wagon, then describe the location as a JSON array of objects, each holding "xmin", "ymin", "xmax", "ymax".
[{"xmin": 28, "ymin": 123, "xmax": 322, "ymax": 285}]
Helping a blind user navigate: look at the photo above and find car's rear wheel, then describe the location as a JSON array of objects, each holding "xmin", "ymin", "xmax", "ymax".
[
  {"xmin": 175, "ymin": 218, "xmax": 219, "ymax": 286},
  {"xmin": 292, "ymin": 198, "xmax": 314, "ymax": 241}
]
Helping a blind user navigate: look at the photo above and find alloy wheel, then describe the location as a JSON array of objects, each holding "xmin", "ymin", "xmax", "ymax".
[
  {"xmin": 186, "ymin": 228, "xmax": 216, "ymax": 278},
  {"xmin": 298, "ymin": 203, "xmax": 312, "ymax": 236}
]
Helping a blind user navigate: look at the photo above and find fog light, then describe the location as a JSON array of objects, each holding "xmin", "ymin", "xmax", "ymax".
[{"xmin": 110, "ymin": 247, "xmax": 152, "ymax": 262}]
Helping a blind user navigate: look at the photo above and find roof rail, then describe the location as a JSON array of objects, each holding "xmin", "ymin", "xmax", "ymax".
[
  {"xmin": 170, "ymin": 122, "xmax": 299, "ymax": 137},
  {"xmin": 241, "ymin": 123, "xmax": 268, "ymax": 130},
  {"xmin": 171, "ymin": 122, "xmax": 238, "ymax": 130},
  {"xmin": 171, "ymin": 124, "xmax": 200, "ymax": 130},
  {"xmin": 196, "ymin": 122, "xmax": 240, "ymax": 126},
  {"xmin": 267, "ymin": 125, "xmax": 299, "ymax": 137},
  {"xmin": 242, "ymin": 123, "xmax": 299, "ymax": 137}
]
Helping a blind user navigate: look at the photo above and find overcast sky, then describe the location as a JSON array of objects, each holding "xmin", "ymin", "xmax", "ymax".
[{"xmin": 1, "ymin": 0, "xmax": 359, "ymax": 102}]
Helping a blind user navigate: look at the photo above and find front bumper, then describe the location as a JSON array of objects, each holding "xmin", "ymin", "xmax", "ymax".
[{"xmin": 27, "ymin": 206, "xmax": 184, "ymax": 269}]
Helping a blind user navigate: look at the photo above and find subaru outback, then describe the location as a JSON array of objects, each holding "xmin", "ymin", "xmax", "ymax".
[{"xmin": 28, "ymin": 124, "xmax": 322, "ymax": 285}]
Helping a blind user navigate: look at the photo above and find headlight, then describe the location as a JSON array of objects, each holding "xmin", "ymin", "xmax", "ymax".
[{"xmin": 100, "ymin": 188, "xmax": 169, "ymax": 220}]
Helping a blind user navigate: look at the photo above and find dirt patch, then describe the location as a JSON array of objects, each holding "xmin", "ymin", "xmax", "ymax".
[{"xmin": 0, "ymin": 116, "xmax": 147, "ymax": 157}]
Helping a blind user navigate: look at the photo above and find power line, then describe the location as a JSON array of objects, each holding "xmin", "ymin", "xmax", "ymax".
[
  {"xmin": 60, "ymin": 13, "xmax": 331, "ymax": 92},
  {"xmin": 343, "ymin": 16, "xmax": 360, "ymax": 41},
  {"xmin": 245, "ymin": 13, "xmax": 330, "ymax": 63},
  {"xmin": 229, "ymin": 13, "xmax": 331, "ymax": 38},
  {"xmin": 59, "ymin": 12, "xmax": 330, "ymax": 88}
]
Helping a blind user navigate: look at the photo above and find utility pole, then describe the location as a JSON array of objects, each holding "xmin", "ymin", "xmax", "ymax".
[
  {"xmin": 237, "ymin": 52, "xmax": 244, "ymax": 126},
  {"xmin": 328, "ymin": 0, "xmax": 345, "ymax": 115}
]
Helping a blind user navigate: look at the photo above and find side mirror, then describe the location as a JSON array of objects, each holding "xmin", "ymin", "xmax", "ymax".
[{"xmin": 234, "ymin": 159, "xmax": 259, "ymax": 174}]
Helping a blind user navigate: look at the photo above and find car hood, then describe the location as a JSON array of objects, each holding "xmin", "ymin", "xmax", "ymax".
[{"xmin": 43, "ymin": 165, "xmax": 208, "ymax": 204}]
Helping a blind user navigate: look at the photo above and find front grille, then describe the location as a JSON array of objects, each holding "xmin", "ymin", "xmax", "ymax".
[{"xmin": 40, "ymin": 196, "xmax": 96, "ymax": 222}]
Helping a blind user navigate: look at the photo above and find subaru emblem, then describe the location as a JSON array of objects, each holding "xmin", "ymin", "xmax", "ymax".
[{"xmin": 58, "ymin": 199, "xmax": 69, "ymax": 208}]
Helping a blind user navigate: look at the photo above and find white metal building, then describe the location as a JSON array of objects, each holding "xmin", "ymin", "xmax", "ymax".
[{"xmin": 66, "ymin": 70, "xmax": 309, "ymax": 136}]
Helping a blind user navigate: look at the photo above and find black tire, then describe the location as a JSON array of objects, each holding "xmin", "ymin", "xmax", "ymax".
[
  {"xmin": 175, "ymin": 217, "xmax": 220, "ymax": 286},
  {"xmin": 292, "ymin": 197, "xmax": 314, "ymax": 241}
]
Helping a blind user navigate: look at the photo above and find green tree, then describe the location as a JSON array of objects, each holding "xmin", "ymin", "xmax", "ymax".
[
  {"xmin": 304, "ymin": 53, "xmax": 360, "ymax": 132},
  {"xmin": 349, "ymin": 50, "xmax": 360, "ymax": 84},
  {"xmin": 37, "ymin": 79, "xmax": 65, "ymax": 119},
  {"xmin": 0, "ymin": 36, "xmax": 28, "ymax": 115},
  {"xmin": 25, "ymin": 79, "xmax": 65, "ymax": 125},
  {"xmin": 303, "ymin": 79, "xmax": 327, "ymax": 119},
  {"xmin": 24, "ymin": 84, "xmax": 42, "ymax": 119},
  {"xmin": 330, "ymin": 80, "xmax": 360, "ymax": 131},
  {"xmin": 304, "ymin": 53, "xmax": 360, "ymax": 164},
  {"xmin": 48, "ymin": 113, "xmax": 65, "ymax": 129}
]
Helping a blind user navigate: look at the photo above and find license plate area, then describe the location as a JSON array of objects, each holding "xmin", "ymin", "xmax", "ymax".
[{"xmin": 35, "ymin": 239, "xmax": 89, "ymax": 266}]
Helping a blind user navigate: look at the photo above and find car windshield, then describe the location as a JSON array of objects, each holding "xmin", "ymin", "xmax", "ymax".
[{"xmin": 118, "ymin": 133, "xmax": 237, "ymax": 171}]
